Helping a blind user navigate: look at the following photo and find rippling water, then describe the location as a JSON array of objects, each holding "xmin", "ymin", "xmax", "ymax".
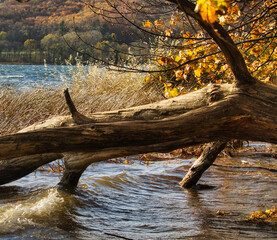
[
  {"xmin": 0, "ymin": 64, "xmax": 74, "ymax": 90},
  {"xmin": 1, "ymin": 150, "xmax": 277, "ymax": 240}
]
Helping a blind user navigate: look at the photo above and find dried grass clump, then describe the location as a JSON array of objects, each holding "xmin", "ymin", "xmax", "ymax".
[
  {"xmin": 67, "ymin": 65, "xmax": 163, "ymax": 115},
  {"xmin": 0, "ymin": 65, "xmax": 162, "ymax": 136}
]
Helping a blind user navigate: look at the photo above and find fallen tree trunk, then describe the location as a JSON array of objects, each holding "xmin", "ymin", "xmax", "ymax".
[
  {"xmin": 0, "ymin": 153, "xmax": 63, "ymax": 186},
  {"xmin": 0, "ymin": 80, "xmax": 277, "ymax": 187}
]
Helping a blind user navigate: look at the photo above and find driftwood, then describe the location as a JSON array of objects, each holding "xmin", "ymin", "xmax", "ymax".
[
  {"xmin": 1, "ymin": 0, "xmax": 277, "ymax": 188},
  {"xmin": 0, "ymin": 80, "xmax": 276, "ymax": 187},
  {"xmin": 179, "ymin": 141, "xmax": 227, "ymax": 188}
]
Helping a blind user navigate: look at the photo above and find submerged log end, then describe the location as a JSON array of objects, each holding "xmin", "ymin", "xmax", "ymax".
[
  {"xmin": 180, "ymin": 141, "xmax": 227, "ymax": 188},
  {"xmin": 58, "ymin": 152, "xmax": 94, "ymax": 188},
  {"xmin": 58, "ymin": 168, "xmax": 86, "ymax": 188}
]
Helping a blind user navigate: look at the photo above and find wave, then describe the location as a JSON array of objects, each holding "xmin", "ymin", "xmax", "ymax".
[
  {"xmin": 0, "ymin": 75, "xmax": 24, "ymax": 79},
  {"xmin": 0, "ymin": 188, "xmax": 76, "ymax": 234}
]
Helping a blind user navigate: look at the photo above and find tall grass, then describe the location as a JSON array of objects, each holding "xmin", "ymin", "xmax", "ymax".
[{"xmin": 0, "ymin": 64, "xmax": 162, "ymax": 136}]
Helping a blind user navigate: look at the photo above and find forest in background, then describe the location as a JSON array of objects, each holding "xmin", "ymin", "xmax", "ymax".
[{"xmin": 0, "ymin": 0, "xmax": 140, "ymax": 64}]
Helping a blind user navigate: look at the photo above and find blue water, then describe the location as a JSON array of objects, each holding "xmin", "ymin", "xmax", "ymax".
[{"xmin": 0, "ymin": 64, "xmax": 75, "ymax": 90}]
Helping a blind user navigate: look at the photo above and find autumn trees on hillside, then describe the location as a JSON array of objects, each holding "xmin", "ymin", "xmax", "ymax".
[{"xmin": 0, "ymin": 0, "xmax": 134, "ymax": 64}]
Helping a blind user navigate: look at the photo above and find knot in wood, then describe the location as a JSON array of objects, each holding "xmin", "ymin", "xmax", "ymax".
[
  {"xmin": 133, "ymin": 109, "xmax": 160, "ymax": 120},
  {"xmin": 208, "ymin": 85, "xmax": 222, "ymax": 103}
]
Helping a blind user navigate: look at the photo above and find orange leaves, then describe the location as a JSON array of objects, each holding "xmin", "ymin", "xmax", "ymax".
[
  {"xmin": 182, "ymin": 31, "xmax": 192, "ymax": 38},
  {"xmin": 165, "ymin": 30, "xmax": 172, "ymax": 37},
  {"xmin": 158, "ymin": 56, "xmax": 174, "ymax": 65},
  {"xmin": 248, "ymin": 206, "xmax": 277, "ymax": 222},
  {"xmin": 154, "ymin": 19, "xmax": 163, "ymax": 26},
  {"xmin": 142, "ymin": 20, "xmax": 152, "ymax": 28},
  {"xmin": 195, "ymin": 0, "xmax": 230, "ymax": 24},
  {"xmin": 148, "ymin": 0, "xmax": 276, "ymax": 101}
]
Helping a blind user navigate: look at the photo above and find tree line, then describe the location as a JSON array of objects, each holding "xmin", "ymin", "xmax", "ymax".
[{"xmin": 0, "ymin": 0, "xmax": 143, "ymax": 64}]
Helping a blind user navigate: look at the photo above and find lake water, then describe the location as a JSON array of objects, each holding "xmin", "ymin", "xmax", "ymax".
[
  {"xmin": 1, "ymin": 65, "xmax": 277, "ymax": 239},
  {"xmin": 0, "ymin": 64, "xmax": 75, "ymax": 90}
]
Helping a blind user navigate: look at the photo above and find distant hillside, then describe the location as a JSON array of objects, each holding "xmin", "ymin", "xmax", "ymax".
[{"xmin": 0, "ymin": 0, "xmax": 133, "ymax": 64}]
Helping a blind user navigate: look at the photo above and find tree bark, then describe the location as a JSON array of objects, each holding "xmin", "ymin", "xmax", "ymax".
[
  {"xmin": 1, "ymin": 82, "xmax": 277, "ymax": 160},
  {"xmin": 0, "ymin": 81, "xmax": 276, "ymax": 186},
  {"xmin": 0, "ymin": 153, "xmax": 63, "ymax": 185},
  {"xmin": 179, "ymin": 141, "xmax": 227, "ymax": 188}
]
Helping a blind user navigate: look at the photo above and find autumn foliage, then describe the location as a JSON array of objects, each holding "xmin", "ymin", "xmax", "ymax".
[{"xmin": 141, "ymin": 0, "xmax": 277, "ymax": 97}]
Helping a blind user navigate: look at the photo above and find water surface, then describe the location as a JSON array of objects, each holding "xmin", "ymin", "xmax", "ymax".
[
  {"xmin": 0, "ymin": 64, "xmax": 74, "ymax": 90},
  {"xmin": 1, "ymin": 149, "xmax": 277, "ymax": 240}
]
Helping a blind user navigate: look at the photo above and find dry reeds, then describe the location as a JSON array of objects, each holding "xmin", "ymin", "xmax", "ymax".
[{"xmin": 0, "ymin": 65, "xmax": 162, "ymax": 136}]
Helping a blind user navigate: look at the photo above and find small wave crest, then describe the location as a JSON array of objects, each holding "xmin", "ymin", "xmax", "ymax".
[
  {"xmin": 0, "ymin": 188, "xmax": 74, "ymax": 234},
  {"xmin": 0, "ymin": 75, "xmax": 24, "ymax": 79},
  {"xmin": 93, "ymin": 172, "xmax": 139, "ymax": 190}
]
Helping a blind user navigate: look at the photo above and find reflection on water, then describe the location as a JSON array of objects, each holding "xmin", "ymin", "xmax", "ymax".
[{"xmin": 0, "ymin": 147, "xmax": 277, "ymax": 239}]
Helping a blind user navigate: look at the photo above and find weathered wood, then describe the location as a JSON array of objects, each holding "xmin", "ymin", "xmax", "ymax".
[
  {"xmin": 18, "ymin": 115, "xmax": 75, "ymax": 133},
  {"xmin": 0, "ymin": 80, "xmax": 276, "ymax": 187},
  {"xmin": 1, "ymin": 82, "xmax": 277, "ymax": 161},
  {"xmin": 179, "ymin": 141, "xmax": 227, "ymax": 188},
  {"xmin": 0, "ymin": 153, "xmax": 63, "ymax": 185},
  {"xmin": 64, "ymin": 88, "xmax": 95, "ymax": 124}
]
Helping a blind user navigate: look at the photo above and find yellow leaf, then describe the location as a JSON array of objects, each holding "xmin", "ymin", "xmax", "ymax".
[
  {"xmin": 164, "ymin": 83, "xmax": 168, "ymax": 92},
  {"xmin": 169, "ymin": 88, "xmax": 179, "ymax": 97},
  {"xmin": 196, "ymin": 0, "xmax": 230, "ymax": 23},
  {"xmin": 175, "ymin": 55, "xmax": 181, "ymax": 62},
  {"xmin": 194, "ymin": 68, "xmax": 202, "ymax": 78},
  {"xmin": 215, "ymin": 0, "xmax": 230, "ymax": 14},
  {"xmin": 154, "ymin": 19, "xmax": 163, "ymax": 26},
  {"xmin": 143, "ymin": 20, "xmax": 152, "ymax": 27},
  {"xmin": 195, "ymin": 0, "xmax": 217, "ymax": 24},
  {"xmin": 186, "ymin": 49, "xmax": 193, "ymax": 58},
  {"xmin": 170, "ymin": 20, "xmax": 176, "ymax": 25},
  {"xmin": 145, "ymin": 77, "xmax": 150, "ymax": 83}
]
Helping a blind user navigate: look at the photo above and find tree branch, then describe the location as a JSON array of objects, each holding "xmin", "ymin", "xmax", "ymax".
[{"xmin": 168, "ymin": 0, "xmax": 256, "ymax": 85}]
